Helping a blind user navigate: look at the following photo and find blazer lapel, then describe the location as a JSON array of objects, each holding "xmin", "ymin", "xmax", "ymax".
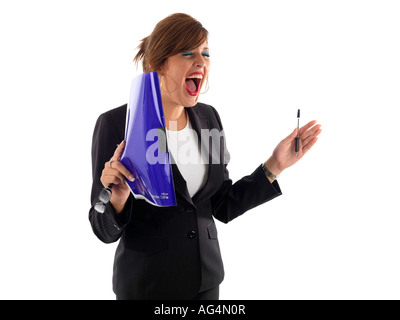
[
  {"xmin": 186, "ymin": 106, "xmax": 216, "ymax": 204},
  {"xmin": 169, "ymin": 105, "xmax": 218, "ymax": 206},
  {"xmin": 170, "ymin": 161, "xmax": 194, "ymax": 206}
]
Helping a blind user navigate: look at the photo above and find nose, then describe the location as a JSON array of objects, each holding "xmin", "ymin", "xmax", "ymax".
[{"xmin": 194, "ymin": 54, "xmax": 207, "ymax": 69}]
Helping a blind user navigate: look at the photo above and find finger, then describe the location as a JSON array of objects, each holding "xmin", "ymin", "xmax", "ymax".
[
  {"xmin": 111, "ymin": 160, "xmax": 135, "ymax": 182},
  {"xmin": 300, "ymin": 134, "xmax": 315, "ymax": 148},
  {"xmin": 284, "ymin": 128, "xmax": 299, "ymax": 141},
  {"xmin": 301, "ymin": 125, "xmax": 322, "ymax": 147},
  {"xmin": 313, "ymin": 127, "xmax": 323, "ymax": 138},
  {"xmin": 112, "ymin": 140, "xmax": 126, "ymax": 161},
  {"xmin": 302, "ymin": 136, "xmax": 319, "ymax": 154},
  {"xmin": 285, "ymin": 122, "xmax": 319, "ymax": 143},
  {"xmin": 101, "ymin": 168, "xmax": 126, "ymax": 186},
  {"xmin": 101, "ymin": 173, "xmax": 123, "ymax": 188},
  {"xmin": 299, "ymin": 120, "xmax": 317, "ymax": 136},
  {"xmin": 300, "ymin": 124, "xmax": 322, "ymax": 141}
]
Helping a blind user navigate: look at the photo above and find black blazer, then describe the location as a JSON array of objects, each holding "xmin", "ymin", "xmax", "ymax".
[{"xmin": 89, "ymin": 102, "xmax": 282, "ymax": 299}]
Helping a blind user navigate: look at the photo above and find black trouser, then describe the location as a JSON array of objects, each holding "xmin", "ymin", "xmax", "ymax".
[
  {"xmin": 192, "ymin": 286, "xmax": 219, "ymax": 300},
  {"xmin": 116, "ymin": 286, "xmax": 219, "ymax": 300}
]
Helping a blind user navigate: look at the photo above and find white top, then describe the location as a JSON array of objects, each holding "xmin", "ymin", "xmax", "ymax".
[{"xmin": 166, "ymin": 113, "xmax": 208, "ymax": 198}]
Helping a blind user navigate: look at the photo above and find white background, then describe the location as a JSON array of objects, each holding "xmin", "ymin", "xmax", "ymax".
[{"xmin": 1, "ymin": 0, "xmax": 399, "ymax": 300}]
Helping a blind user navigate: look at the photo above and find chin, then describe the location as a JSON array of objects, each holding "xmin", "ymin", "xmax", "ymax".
[{"xmin": 182, "ymin": 92, "xmax": 200, "ymax": 107}]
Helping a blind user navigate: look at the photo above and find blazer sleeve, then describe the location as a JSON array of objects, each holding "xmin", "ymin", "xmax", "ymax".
[
  {"xmin": 88, "ymin": 111, "xmax": 134, "ymax": 243},
  {"xmin": 209, "ymin": 107, "xmax": 282, "ymax": 224}
]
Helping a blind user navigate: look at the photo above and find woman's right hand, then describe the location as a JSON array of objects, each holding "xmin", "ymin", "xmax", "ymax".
[{"xmin": 100, "ymin": 140, "xmax": 135, "ymax": 214}]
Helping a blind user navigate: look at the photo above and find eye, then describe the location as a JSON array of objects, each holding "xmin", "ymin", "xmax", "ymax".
[
  {"xmin": 202, "ymin": 52, "xmax": 210, "ymax": 58},
  {"xmin": 181, "ymin": 51, "xmax": 193, "ymax": 57}
]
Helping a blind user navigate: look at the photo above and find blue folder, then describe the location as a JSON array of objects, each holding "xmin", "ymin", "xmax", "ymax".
[{"xmin": 120, "ymin": 72, "xmax": 177, "ymax": 207}]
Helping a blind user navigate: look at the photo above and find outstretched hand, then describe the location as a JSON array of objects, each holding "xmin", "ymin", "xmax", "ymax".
[{"xmin": 265, "ymin": 120, "xmax": 322, "ymax": 177}]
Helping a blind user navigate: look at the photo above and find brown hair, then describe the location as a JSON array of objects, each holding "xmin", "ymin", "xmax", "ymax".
[{"xmin": 134, "ymin": 13, "xmax": 208, "ymax": 73}]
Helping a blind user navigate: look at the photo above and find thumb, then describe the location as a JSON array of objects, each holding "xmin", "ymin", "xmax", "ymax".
[
  {"xmin": 286, "ymin": 128, "xmax": 298, "ymax": 140},
  {"xmin": 112, "ymin": 140, "xmax": 126, "ymax": 160}
]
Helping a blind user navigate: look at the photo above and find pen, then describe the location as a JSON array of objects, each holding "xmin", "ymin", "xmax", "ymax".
[{"xmin": 295, "ymin": 109, "xmax": 300, "ymax": 157}]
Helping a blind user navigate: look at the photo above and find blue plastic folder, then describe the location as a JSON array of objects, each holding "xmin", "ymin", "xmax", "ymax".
[{"xmin": 120, "ymin": 72, "xmax": 177, "ymax": 207}]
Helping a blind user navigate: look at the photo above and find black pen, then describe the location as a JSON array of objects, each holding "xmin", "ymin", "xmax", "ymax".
[{"xmin": 295, "ymin": 109, "xmax": 300, "ymax": 157}]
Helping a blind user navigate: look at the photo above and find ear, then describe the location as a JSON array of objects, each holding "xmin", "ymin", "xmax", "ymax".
[{"xmin": 157, "ymin": 63, "xmax": 165, "ymax": 75}]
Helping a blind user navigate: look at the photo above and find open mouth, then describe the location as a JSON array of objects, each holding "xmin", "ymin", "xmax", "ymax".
[{"xmin": 185, "ymin": 72, "xmax": 203, "ymax": 96}]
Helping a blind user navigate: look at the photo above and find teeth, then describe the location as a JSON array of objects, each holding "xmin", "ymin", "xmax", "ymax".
[{"xmin": 187, "ymin": 74, "xmax": 203, "ymax": 79}]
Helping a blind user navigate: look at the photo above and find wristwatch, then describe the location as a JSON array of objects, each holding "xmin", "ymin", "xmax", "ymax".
[{"xmin": 261, "ymin": 163, "xmax": 279, "ymax": 181}]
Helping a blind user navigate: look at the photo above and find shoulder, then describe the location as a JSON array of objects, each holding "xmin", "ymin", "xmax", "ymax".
[
  {"xmin": 97, "ymin": 104, "xmax": 127, "ymax": 124},
  {"xmin": 190, "ymin": 102, "xmax": 218, "ymax": 117},
  {"xmin": 94, "ymin": 104, "xmax": 127, "ymax": 141},
  {"xmin": 189, "ymin": 102, "xmax": 224, "ymax": 128}
]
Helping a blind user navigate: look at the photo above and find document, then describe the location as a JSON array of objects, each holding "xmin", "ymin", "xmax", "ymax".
[{"xmin": 120, "ymin": 72, "xmax": 177, "ymax": 207}]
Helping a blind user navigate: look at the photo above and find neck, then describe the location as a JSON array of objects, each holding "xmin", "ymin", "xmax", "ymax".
[{"xmin": 163, "ymin": 99, "xmax": 187, "ymax": 131}]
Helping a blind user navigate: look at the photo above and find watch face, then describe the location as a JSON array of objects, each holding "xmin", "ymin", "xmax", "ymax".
[{"xmin": 262, "ymin": 164, "xmax": 277, "ymax": 179}]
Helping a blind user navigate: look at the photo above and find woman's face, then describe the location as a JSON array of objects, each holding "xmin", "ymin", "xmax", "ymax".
[{"xmin": 159, "ymin": 40, "xmax": 210, "ymax": 107}]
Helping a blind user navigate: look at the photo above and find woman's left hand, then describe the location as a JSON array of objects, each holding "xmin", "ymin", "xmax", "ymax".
[{"xmin": 265, "ymin": 120, "xmax": 322, "ymax": 177}]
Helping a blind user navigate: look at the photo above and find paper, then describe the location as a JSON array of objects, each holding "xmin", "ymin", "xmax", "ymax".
[{"xmin": 120, "ymin": 72, "xmax": 177, "ymax": 207}]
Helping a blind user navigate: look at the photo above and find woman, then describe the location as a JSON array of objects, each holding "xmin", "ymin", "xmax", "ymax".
[{"xmin": 89, "ymin": 13, "xmax": 322, "ymax": 300}]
